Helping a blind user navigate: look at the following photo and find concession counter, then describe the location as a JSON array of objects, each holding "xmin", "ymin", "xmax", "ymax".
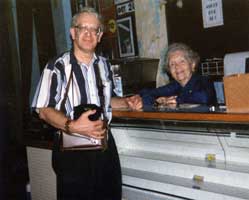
[{"xmin": 25, "ymin": 106, "xmax": 249, "ymax": 200}]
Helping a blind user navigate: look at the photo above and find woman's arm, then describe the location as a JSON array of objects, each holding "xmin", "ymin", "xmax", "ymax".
[{"xmin": 139, "ymin": 81, "xmax": 179, "ymax": 106}]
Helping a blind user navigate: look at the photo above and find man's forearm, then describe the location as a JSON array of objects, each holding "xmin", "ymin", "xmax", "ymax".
[
  {"xmin": 111, "ymin": 94, "xmax": 143, "ymax": 110},
  {"xmin": 38, "ymin": 107, "xmax": 68, "ymax": 131},
  {"xmin": 111, "ymin": 97, "xmax": 129, "ymax": 109}
]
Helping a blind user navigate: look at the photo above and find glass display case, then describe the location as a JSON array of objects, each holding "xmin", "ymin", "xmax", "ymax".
[{"xmin": 111, "ymin": 109, "xmax": 249, "ymax": 200}]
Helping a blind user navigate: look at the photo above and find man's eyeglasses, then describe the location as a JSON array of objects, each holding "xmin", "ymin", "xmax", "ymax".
[{"xmin": 74, "ymin": 25, "xmax": 101, "ymax": 36}]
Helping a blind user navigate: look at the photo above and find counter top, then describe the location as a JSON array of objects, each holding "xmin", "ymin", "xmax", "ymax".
[{"xmin": 112, "ymin": 108, "xmax": 249, "ymax": 123}]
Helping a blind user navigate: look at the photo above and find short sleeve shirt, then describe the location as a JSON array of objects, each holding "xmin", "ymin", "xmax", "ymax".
[{"xmin": 31, "ymin": 50, "xmax": 115, "ymax": 121}]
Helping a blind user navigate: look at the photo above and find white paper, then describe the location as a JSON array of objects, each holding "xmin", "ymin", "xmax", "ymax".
[
  {"xmin": 202, "ymin": 0, "xmax": 224, "ymax": 28},
  {"xmin": 224, "ymin": 52, "xmax": 249, "ymax": 76}
]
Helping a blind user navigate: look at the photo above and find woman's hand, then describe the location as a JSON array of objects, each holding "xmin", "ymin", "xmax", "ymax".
[{"xmin": 156, "ymin": 96, "xmax": 177, "ymax": 105}]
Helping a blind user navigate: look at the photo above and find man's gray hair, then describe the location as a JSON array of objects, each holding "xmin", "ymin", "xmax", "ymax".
[{"xmin": 71, "ymin": 7, "xmax": 104, "ymax": 31}]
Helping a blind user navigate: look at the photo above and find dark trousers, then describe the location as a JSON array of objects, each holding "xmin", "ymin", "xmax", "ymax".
[{"xmin": 52, "ymin": 131, "xmax": 122, "ymax": 200}]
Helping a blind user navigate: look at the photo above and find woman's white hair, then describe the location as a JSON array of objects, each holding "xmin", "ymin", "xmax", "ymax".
[{"xmin": 165, "ymin": 43, "xmax": 200, "ymax": 72}]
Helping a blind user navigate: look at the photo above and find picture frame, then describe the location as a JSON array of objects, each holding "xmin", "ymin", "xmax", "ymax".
[{"xmin": 116, "ymin": 16, "xmax": 135, "ymax": 58}]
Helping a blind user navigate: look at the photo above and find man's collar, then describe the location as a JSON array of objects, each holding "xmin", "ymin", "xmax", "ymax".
[
  {"xmin": 69, "ymin": 50, "xmax": 100, "ymax": 66},
  {"xmin": 69, "ymin": 49, "xmax": 78, "ymax": 66},
  {"xmin": 93, "ymin": 53, "xmax": 100, "ymax": 65}
]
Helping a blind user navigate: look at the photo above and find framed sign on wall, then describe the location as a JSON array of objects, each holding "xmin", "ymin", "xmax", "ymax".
[
  {"xmin": 116, "ymin": 16, "xmax": 135, "ymax": 57},
  {"xmin": 202, "ymin": 0, "xmax": 224, "ymax": 28}
]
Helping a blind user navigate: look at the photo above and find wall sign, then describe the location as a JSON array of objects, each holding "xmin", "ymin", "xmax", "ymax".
[
  {"xmin": 116, "ymin": 1, "xmax": 135, "ymax": 16},
  {"xmin": 202, "ymin": 0, "xmax": 224, "ymax": 28}
]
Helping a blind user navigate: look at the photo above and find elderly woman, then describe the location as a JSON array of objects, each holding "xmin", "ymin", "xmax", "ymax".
[{"xmin": 138, "ymin": 43, "xmax": 217, "ymax": 107}]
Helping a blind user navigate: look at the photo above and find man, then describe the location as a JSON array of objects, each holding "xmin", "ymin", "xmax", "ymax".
[{"xmin": 32, "ymin": 7, "xmax": 140, "ymax": 200}]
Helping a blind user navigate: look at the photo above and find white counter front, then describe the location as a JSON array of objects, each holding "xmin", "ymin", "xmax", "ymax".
[{"xmin": 111, "ymin": 111, "xmax": 249, "ymax": 200}]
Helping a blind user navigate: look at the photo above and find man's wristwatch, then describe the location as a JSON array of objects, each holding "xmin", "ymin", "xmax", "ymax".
[{"xmin": 64, "ymin": 118, "xmax": 72, "ymax": 134}]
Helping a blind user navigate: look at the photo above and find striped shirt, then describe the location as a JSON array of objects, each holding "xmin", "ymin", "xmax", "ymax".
[{"xmin": 32, "ymin": 50, "xmax": 115, "ymax": 121}]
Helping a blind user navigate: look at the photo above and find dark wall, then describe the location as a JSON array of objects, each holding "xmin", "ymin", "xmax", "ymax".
[
  {"xmin": 1, "ymin": 1, "xmax": 29, "ymax": 199},
  {"xmin": 166, "ymin": 0, "xmax": 249, "ymax": 60},
  {"xmin": 16, "ymin": 0, "xmax": 56, "ymax": 114},
  {"xmin": 0, "ymin": 0, "xmax": 57, "ymax": 199}
]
